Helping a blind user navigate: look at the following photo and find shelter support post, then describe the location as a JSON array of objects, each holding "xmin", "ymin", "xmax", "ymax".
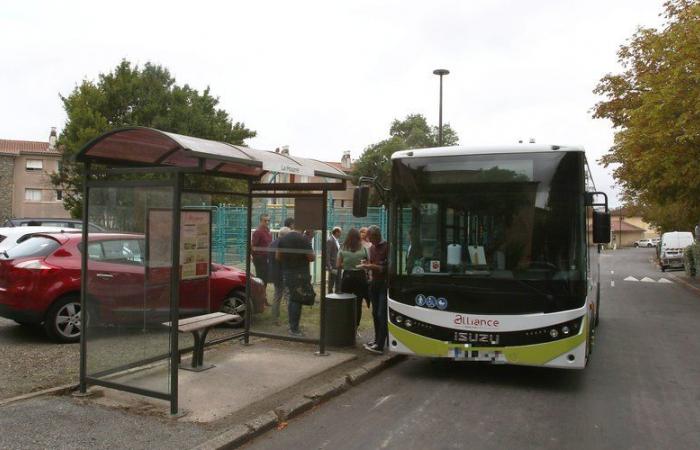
[
  {"xmin": 317, "ymin": 190, "xmax": 329, "ymax": 356},
  {"xmin": 244, "ymin": 179, "xmax": 252, "ymax": 345},
  {"xmin": 79, "ymin": 163, "xmax": 90, "ymax": 394},
  {"xmin": 169, "ymin": 172, "xmax": 183, "ymax": 416}
]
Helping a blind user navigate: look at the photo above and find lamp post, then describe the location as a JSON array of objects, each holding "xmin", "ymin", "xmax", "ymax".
[{"xmin": 433, "ymin": 68, "xmax": 449, "ymax": 146}]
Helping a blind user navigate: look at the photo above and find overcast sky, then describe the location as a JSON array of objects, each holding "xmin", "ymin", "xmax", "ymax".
[{"xmin": 1, "ymin": 0, "xmax": 666, "ymax": 206}]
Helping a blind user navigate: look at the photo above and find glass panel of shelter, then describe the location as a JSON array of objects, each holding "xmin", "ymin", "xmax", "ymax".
[
  {"xmin": 246, "ymin": 195, "xmax": 323, "ymax": 341},
  {"xmin": 85, "ymin": 186, "xmax": 174, "ymax": 395}
]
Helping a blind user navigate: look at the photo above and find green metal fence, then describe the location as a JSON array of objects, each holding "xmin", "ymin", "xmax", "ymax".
[
  {"xmin": 211, "ymin": 205, "xmax": 389, "ymax": 283},
  {"xmin": 90, "ymin": 202, "xmax": 390, "ymax": 284}
]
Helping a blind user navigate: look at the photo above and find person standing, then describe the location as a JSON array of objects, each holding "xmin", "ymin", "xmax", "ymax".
[
  {"xmin": 359, "ymin": 225, "xmax": 388, "ymax": 354},
  {"xmin": 337, "ymin": 228, "xmax": 368, "ymax": 327},
  {"xmin": 359, "ymin": 227, "xmax": 372, "ymax": 251},
  {"xmin": 268, "ymin": 226, "xmax": 291, "ymax": 323},
  {"xmin": 251, "ymin": 214, "xmax": 272, "ymax": 288},
  {"xmin": 326, "ymin": 227, "xmax": 342, "ymax": 294},
  {"xmin": 276, "ymin": 229, "xmax": 315, "ymax": 336},
  {"xmin": 358, "ymin": 226, "xmax": 372, "ymax": 307}
]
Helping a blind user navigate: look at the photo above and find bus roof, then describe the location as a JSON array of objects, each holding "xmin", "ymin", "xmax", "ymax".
[{"xmin": 391, "ymin": 144, "xmax": 585, "ymax": 160}]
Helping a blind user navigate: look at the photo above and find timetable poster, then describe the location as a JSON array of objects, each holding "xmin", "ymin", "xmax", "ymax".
[{"xmin": 180, "ymin": 210, "xmax": 211, "ymax": 280}]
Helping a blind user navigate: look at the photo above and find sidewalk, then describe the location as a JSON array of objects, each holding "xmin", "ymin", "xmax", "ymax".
[
  {"xmin": 667, "ymin": 270, "xmax": 700, "ymax": 295},
  {"xmin": 0, "ymin": 337, "xmax": 401, "ymax": 450}
]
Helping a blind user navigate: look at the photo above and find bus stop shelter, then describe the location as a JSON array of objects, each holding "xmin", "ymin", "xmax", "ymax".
[{"xmin": 75, "ymin": 127, "xmax": 350, "ymax": 414}]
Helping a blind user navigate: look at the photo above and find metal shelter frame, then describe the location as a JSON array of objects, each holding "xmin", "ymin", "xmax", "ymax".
[{"xmin": 75, "ymin": 127, "xmax": 350, "ymax": 414}]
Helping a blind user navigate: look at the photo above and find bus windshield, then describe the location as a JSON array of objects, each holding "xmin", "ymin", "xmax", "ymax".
[{"xmin": 391, "ymin": 151, "xmax": 587, "ymax": 314}]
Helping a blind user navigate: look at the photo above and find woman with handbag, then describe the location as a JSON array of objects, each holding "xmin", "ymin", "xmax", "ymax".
[{"xmin": 337, "ymin": 228, "xmax": 369, "ymax": 327}]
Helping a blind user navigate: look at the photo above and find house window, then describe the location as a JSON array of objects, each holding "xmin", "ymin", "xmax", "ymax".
[
  {"xmin": 56, "ymin": 190, "xmax": 63, "ymax": 201},
  {"xmin": 26, "ymin": 159, "xmax": 43, "ymax": 171},
  {"xmin": 25, "ymin": 189, "xmax": 42, "ymax": 202}
]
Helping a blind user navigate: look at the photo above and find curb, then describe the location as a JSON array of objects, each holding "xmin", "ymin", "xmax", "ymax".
[
  {"xmin": 191, "ymin": 353, "xmax": 404, "ymax": 450},
  {"xmin": 0, "ymin": 383, "xmax": 79, "ymax": 408}
]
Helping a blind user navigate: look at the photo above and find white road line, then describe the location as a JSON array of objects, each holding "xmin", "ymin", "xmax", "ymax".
[
  {"xmin": 658, "ymin": 278, "xmax": 673, "ymax": 284},
  {"xmin": 372, "ymin": 395, "xmax": 393, "ymax": 410},
  {"xmin": 610, "ymin": 280, "xmax": 615, "ymax": 287},
  {"xmin": 611, "ymin": 270, "xmax": 614, "ymax": 274},
  {"xmin": 624, "ymin": 276, "xmax": 639, "ymax": 282},
  {"xmin": 641, "ymin": 277, "xmax": 656, "ymax": 283}
]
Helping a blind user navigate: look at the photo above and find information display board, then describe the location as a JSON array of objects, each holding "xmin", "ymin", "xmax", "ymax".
[
  {"xmin": 180, "ymin": 210, "xmax": 211, "ymax": 280},
  {"xmin": 147, "ymin": 209, "xmax": 212, "ymax": 280}
]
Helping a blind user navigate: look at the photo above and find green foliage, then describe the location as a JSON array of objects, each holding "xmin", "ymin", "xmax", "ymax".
[
  {"xmin": 684, "ymin": 243, "xmax": 699, "ymax": 277},
  {"xmin": 592, "ymin": 0, "xmax": 700, "ymax": 232},
  {"xmin": 352, "ymin": 114, "xmax": 459, "ymax": 205},
  {"xmin": 53, "ymin": 60, "xmax": 255, "ymax": 217}
]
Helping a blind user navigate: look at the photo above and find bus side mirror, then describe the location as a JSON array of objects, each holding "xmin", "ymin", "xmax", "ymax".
[
  {"xmin": 353, "ymin": 186, "xmax": 369, "ymax": 217},
  {"xmin": 593, "ymin": 211, "xmax": 611, "ymax": 244}
]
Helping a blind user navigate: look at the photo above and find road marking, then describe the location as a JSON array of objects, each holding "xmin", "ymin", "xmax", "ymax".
[
  {"xmin": 372, "ymin": 395, "xmax": 393, "ymax": 410},
  {"xmin": 658, "ymin": 278, "xmax": 673, "ymax": 284},
  {"xmin": 624, "ymin": 276, "xmax": 639, "ymax": 282},
  {"xmin": 610, "ymin": 280, "xmax": 615, "ymax": 287},
  {"xmin": 611, "ymin": 270, "xmax": 614, "ymax": 274},
  {"xmin": 641, "ymin": 277, "xmax": 655, "ymax": 282}
]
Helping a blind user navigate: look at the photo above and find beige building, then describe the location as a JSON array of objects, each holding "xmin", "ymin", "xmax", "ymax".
[
  {"xmin": 0, "ymin": 128, "xmax": 69, "ymax": 222},
  {"xmin": 608, "ymin": 207, "xmax": 660, "ymax": 247}
]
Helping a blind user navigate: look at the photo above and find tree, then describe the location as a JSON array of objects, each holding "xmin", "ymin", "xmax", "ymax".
[
  {"xmin": 592, "ymin": 0, "xmax": 700, "ymax": 231},
  {"xmin": 53, "ymin": 60, "xmax": 256, "ymax": 217},
  {"xmin": 352, "ymin": 114, "xmax": 458, "ymax": 205}
]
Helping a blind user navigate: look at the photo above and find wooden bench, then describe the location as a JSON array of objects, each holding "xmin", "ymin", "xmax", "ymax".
[{"xmin": 164, "ymin": 312, "xmax": 239, "ymax": 372}]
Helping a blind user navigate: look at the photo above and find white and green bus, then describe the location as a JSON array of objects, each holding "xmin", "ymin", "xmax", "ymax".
[{"xmin": 355, "ymin": 145, "xmax": 611, "ymax": 369}]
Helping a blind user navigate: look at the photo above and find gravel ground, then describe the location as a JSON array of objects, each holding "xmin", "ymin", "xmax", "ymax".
[
  {"xmin": 0, "ymin": 318, "xmax": 245, "ymax": 401},
  {"xmin": 0, "ymin": 318, "xmax": 80, "ymax": 400}
]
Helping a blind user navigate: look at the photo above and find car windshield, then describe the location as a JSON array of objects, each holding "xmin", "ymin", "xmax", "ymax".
[{"xmin": 3, "ymin": 237, "xmax": 60, "ymax": 259}]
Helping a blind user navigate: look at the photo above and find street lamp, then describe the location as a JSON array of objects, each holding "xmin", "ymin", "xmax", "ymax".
[{"xmin": 433, "ymin": 68, "xmax": 450, "ymax": 146}]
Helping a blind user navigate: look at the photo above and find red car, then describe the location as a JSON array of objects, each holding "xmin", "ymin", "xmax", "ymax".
[{"xmin": 0, "ymin": 233, "xmax": 266, "ymax": 343}]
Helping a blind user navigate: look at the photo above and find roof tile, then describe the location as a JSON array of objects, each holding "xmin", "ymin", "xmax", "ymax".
[{"xmin": 0, "ymin": 139, "xmax": 60, "ymax": 156}]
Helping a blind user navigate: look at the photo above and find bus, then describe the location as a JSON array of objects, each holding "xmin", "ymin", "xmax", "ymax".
[{"xmin": 355, "ymin": 144, "xmax": 611, "ymax": 369}]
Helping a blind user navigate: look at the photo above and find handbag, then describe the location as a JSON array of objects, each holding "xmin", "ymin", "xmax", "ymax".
[{"xmin": 288, "ymin": 273, "xmax": 316, "ymax": 306}]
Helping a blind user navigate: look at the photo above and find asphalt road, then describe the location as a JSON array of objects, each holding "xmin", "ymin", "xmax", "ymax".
[{"xmin": 244, "ymin": 248, "xmax": 700, "ymax": 450}]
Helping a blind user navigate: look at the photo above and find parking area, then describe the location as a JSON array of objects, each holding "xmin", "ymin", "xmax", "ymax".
[{"xmin": 0, "ymin": 318, "xmax": 79, "ymax": 400}]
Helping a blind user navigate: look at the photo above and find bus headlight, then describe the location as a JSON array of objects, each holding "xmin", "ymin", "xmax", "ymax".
[
  {"xmin": 404, "ymin": 319, "xmax": 414, "ymax": 328},
  {"xmin": 562, "ymin": 326, "xmax": 570, "ymax": 335},
  {"xmin": 549, "ymin": 329, "xmax": 559, "ymax": 339},
  {"xmin": 396, "ymin": 315, "xmax": 404, "ymax": 324}
]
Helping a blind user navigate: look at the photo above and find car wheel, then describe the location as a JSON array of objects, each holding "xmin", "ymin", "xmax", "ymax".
[
  {"xmin": 647, "ymin": 244, "xmax": 653, "ymax": 248},
  {"xmin": 44, "ymin": 295, "xmax": 82, "ymax": 343},
  {"xmin": 661, "ymin": 266, "xmax": 666, "ymax": 272},
  {"xmin": 219, "ymin": 292, "xmax": 246, "ymax": 328},
  {"xmin": 634, "ymin": 243, "xmax": 639, "ymax": 248}
]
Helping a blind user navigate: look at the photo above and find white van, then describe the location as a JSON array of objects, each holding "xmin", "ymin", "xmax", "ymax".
[{"xmin": 660, "ymin": 231, "xmax": 695, "ymax": 271}]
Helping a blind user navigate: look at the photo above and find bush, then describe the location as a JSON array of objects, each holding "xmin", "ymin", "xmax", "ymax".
[{"xmin": 684, "ymin": 244, "xmax": 698, "ymax": 277}]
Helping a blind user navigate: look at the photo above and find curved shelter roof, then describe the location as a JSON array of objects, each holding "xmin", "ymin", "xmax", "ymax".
[{"xmin": 75, "ymin": 127, "xmax": 350, "ymax": 181}]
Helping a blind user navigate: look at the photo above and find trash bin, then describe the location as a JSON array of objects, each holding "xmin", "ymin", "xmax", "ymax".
[{"xmin": 324, "ymin": 293, "xmax": 356, "ymax": 347}]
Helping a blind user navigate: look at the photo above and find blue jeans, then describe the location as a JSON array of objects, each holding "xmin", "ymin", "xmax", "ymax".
[
  {"xmin": 368, "ymin": 280, "xmax": 388, "ymax": 349},
  {"xmin": 288, "ymin": 298, "xmax": 302, "ymax": 333},
  {"xmin": 283, "ymin": 270, "xmax": 307, "ymax": 332}
]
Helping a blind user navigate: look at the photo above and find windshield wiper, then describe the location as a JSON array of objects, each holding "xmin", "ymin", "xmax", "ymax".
[{"xmin": 1, "ymin": 250, "xmax": 9, "ymax": 259}]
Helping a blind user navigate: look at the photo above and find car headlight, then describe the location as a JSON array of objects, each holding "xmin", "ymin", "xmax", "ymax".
[{"xmin": 251, "ymin": 277, "xmax": 263, "ymax": 285}]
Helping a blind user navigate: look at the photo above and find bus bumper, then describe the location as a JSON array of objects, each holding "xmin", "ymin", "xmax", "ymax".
[{"xmin": 388, "ymin": 320, "xmax": 588, "ymax": 369}]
